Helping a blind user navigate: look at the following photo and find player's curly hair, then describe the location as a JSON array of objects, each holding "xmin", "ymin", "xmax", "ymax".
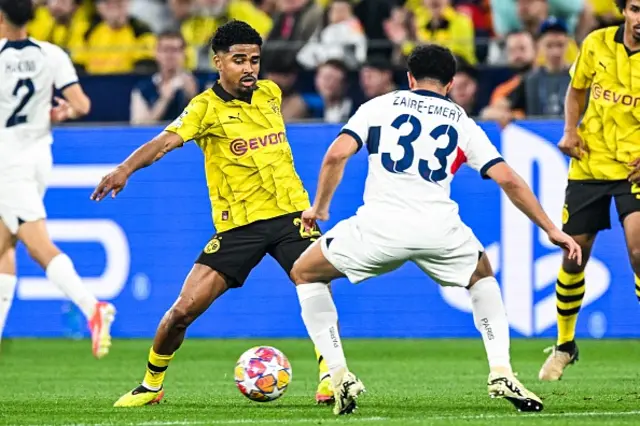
[
  {"xmin": 616, "ymin": 0, "xmax": 627, "ymax": 12},
  {"xmin": 407, "ymin": 44, "xmax": 457, "ymax": 86},
  {"xmin": 210, "ymin": 20, "xmax": 263, "ymax": 53},
  {"xmin": 0, "ymin": 0, "xmax": 34, "ymax": 27}
]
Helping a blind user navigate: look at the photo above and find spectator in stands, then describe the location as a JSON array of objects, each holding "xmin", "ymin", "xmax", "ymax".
[
  {"xmin": 262, "ymin": 0, "xmax": 324, "ymax": 71},
  {"xmin": 297, "ymin": 0, "xmax": 367, "ymax": 70},
  {"xmin": 180, "ymin": 0, "xmax": 272, "ymax": 71},
  {"xmin": 351, "ymin": 0, "xmax": 395, "ymax": 58},
  {"xmin": 309, "ymin": 59, "xmax": 355, "ymax": 123},
  {"xmin": 28, "ymin": 0, "xmax": 91, "ymax": 55},
  {"xmin": 360, "ymin": 56, "xmax": 398, "ymax": 101},
  {"xmin": 488, "ymin": 17, "xmax": 572, "ymax": 125},
  {"xmin": 449, "ymin": 57, "xmax": 479, "ymax": 115},
  {"xmin": 71, "ymin": 0, "xmax": 157, "ymax": 74},
  {"xmin": 264, "ymin": 63, "xmax": 309, "ymax": 121},
  {"xmin": 491, "ymin": 0, "xmax": 594, "ymax": 42},
  {"xmin": 130, "ymin": 31, "xmax": 198, "ymax": 125},
  {"xmin": 590, "ymin": 0, "xmax": 624, "ymax": 29},
  {"xmin": 385, "ymin": 0, "xmax": 477, "ymax": 65},
  {"xmin": 481, "ymin": 30, "xmax": 535, "ymax": 121},
  {"xmin": 166, "ymin": 0, "xmax": 193, "ymax": 30}
]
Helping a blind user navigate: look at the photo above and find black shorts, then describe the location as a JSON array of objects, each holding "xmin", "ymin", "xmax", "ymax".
[
  {"xmin": 562, "ymin": 180, "xmax": 640, "ymax": 235},
  {"xmin": 195, "ymin": 212, "xmax": 321, "ymax": 288}
]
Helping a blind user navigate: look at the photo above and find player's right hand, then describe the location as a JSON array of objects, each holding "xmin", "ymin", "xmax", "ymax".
[
  {"xmin": 558, "ymin": 130, "xmax": 588, "ymax": 159},
  {"xmin": 301, "ymin": 207, "xmax": 329, "ymax": 233},
  {"xmin": 91, "ymin": 166, "xmax": 130, "ymax": 201},
  {"xmin": 547, "ymin": 228, "xmax": 582, "ymax": 266}
]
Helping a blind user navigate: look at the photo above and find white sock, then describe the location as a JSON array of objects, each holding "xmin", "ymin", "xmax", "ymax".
[
  {"xmin": 46, "ymin": 254, "xmax": 97, "ymax": 320},
  {"xmin": 469, "ymin": 277, "xmax": 512, "ymax": 372},
  {"xmin": 296, "ymin": 283, "xmax": 347, "ymax": 380},
  {"xmin": 0, "ymin": 274, "xmax": 17, "ymax": 344}
]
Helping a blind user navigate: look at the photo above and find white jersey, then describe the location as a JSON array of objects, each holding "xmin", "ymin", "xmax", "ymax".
[
  {"xmin": 340, "ymin": 89, "xmax": 503, "ymax": 248},
  {"xmin": 0, "ymin": 38, "xmax": 78, "ymax": 161}
]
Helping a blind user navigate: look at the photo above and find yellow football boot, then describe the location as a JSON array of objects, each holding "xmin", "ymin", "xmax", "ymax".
[
  {"xmin": 315, "ymin": 374, "xmax": 335, "ymax": 405},
  {"xmin": 113, "ymin": 385, "xmax": 164, "ymax": 407}
]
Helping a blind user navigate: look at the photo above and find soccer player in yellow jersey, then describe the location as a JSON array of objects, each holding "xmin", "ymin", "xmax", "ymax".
[
  {"xmin": 91, "ymin": 20, "xmax": 335, "ymax": 406},
  {"xmin": 539, "ymin": 0, "xmax": 640, "ymax": 381}
]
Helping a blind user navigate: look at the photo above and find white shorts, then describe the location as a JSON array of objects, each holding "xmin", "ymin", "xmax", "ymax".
[
  {"xmin": 0, "ymin": 147, "xmax": 52, "ymax": 234},
  {"xmin": 320, "ymin": 215, "xmax": 484, "ymax": 287}
]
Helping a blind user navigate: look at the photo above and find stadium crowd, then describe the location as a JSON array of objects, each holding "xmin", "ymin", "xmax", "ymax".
[{"xmin": 28, "ymin": 0, "xmax": 623, "ymax": 122}]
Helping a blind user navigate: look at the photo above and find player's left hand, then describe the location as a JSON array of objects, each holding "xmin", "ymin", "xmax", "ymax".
[
  {"xmin": 627, "ymin": 158, "xmax": 640, "ymax": 183},
  {"xmin": 547, "ymin": 228, "xmax": 582, "ymax": 266},
  {"xmin": 301, "ymin": 207, "xmax": 329, "ymax": 233},
  {"xmin": 91, "ymin": 166, "xmax": 130, "ymax": 201},
  {"xmin": 50, "ymin": 97, "xmax": 76, "ymax": 123}
]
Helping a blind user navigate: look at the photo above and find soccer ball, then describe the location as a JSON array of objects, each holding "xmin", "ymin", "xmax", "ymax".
[{"xmin": 234, "ymin": 346, "xmax": 292, "ymax": 402}]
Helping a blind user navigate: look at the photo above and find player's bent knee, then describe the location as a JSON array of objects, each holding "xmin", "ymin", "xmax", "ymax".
[
  {"xmin": 628, "ymin": 247, "xmax": 640, "ymax": 270},
  {"xmin": 166, "ymin": 304, "xmax": 198, "ymax": 330}
]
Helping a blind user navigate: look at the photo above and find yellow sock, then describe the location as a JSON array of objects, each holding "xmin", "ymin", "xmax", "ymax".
[
  {"xmin": 635, "ymin": 275, "xmax": 640, "ymax": 302},
  {"xmin": 556, "ymin": 268, "xmax": 585, "ymax": 345},
  {"xmin": 142, "ymin": 347, "xmax": 175, "ymax": 390},
  {"xmin": 315, "ymin": 346, "xmax": 329, "ymax": 381}
]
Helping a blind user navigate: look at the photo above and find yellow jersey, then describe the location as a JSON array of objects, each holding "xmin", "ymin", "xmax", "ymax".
[
  {"xmin": 402, "ymin": 6, "xmax": 476, "ymax": 65},
  {"xmin": 73, "ymin": 17, "xmax": 156, "ymax": 74},
  {"xmin": 28, "ymin": 5, "xmax": 91, "ymax": 52},
  {"xmin": 569, "ymin": 25, "xmax": 640, "ymax": 180},
  {"xmin": 165, "ymin": 80, "xmax": 310, "ymax": 233},
  {"xmin": 181, "ymin": 1, "xmax": 272, "ymax": 70}
]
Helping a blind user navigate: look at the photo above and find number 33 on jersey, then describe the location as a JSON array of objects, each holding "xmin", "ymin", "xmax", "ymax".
[{"xmin": 341, "ymin": 89, "xmax": 503, "ymax": 191}]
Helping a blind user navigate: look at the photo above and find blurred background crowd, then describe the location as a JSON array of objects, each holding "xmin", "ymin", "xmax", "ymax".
[{"xmin": 28, "ymin": 0, "xmax": 622, "ymax": 123}]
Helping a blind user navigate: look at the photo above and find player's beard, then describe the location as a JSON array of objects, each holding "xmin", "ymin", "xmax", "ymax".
[{"xmin": 238, "ymin": 77, "xmax": 257, "ymax": 94}]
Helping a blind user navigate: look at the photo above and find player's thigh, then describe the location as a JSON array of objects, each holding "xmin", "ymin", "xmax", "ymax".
[
  {"xmin": 0, "ymin": 247, "xmax": 17, "ymax": 275},
  {"xmin": 16, "ymin": 219, "xmax": 60, "ymax": 268},
  {"xmin": 562, "ymin": 180, "xmax": 613, "ymax": 236},
  {"xmin": 615, "ymin": 182, "xmax": 640, "ymax": 255},
  {"xmin": 412, "ymin": 231, "xmax": 484, "ymax": 288},
  {"xmin": 170, "ymin": 263, "xmax": 230, "ymax": 320},
  {"xmin": 195, "ymin": 224, "xmax": 269, "ymax": 289},
  {"xmin": 0, "ymin": 221, "xmax": 13, "ymax": 261},
  {"xmin": 290, "ymin": 240, "xmax": 345, "ymax": 284},
  {"xmin": 266, "ymin": 212, "xmax": 326, "ymax": 280},
  {"xmin": 315, "ymin": 217, "xmax": 406, "ymax": 284}
]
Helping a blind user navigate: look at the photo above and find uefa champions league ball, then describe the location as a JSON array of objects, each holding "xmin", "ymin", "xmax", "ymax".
[{"xmin": 234, "ymin": 346, "xmax": 292, "ymax": 402}]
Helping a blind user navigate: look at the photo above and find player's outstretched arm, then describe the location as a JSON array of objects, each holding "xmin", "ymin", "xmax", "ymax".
[
  {"xmin": 486, "ymin": 162, "xmax": 582, "ymax": 265},
  {"xmin": 90, "ymin": 131, "xmax": 185, "ymax": 201},
  {"xmin": 302, "ymin": 133, "xmax": 359, "ymax": 229}
]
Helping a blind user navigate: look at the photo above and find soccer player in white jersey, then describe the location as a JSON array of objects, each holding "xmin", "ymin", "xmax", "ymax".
[
  {"xmin": 290, "ymin": 44, "xmax": 583, "ymax": 416},
  {"xmin": 0, "ymin": 0, "xmax": 115, "ymax": 358}
]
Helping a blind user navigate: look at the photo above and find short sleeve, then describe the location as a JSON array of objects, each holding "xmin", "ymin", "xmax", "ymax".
[
  {"xmin": 462, "ymin": 119, "xmax": 504, "ymax": 179},
  {"xmin": 339, "ymin": 104, "xmax": 369, "ymax": 152},
  {"xmin": 164, "ymin": 96, "xmax": 208, "ymax": 142},
  {"xmin": 51, "ymin": 45, "xmax": 79, "ymax": 90},
  {"xmin": 570, "ymin": 33, "xmax": 595, "ymax": 90}
]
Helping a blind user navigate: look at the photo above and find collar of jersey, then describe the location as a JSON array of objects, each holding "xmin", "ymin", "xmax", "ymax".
[
  {"xmin": 411, "ymin": 89, "xmax": 451, "ymax": 102},
  {"xmin": 212, "ymin": 81, "xmax": 253, "ymax": 104},
  {"xmin": 0, "ymin": 38, "xmax": 40, "ymax": 54},
  {"xmin": 614, "ymin": 24, "xmax": 640, "ymax": 57}
]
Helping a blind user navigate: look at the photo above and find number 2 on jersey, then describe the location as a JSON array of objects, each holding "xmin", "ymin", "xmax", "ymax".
[
  {"xmin": 6, "ymin": 79, "xmax": 35, "ymax": 128},
  {"xmin": 369, "ymin": 113, "xmax": 459, "ymax": 183}
]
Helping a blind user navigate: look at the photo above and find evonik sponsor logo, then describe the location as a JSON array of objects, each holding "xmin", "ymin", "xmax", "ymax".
[{"xmin": 439, "ymin": 125, "xmax": 611, "ymax": 336}]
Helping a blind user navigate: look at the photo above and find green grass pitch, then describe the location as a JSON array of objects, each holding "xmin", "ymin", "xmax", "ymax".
[{"xmin": 1, "ymin": 339, "xmax": 640, "ymax": 425}]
